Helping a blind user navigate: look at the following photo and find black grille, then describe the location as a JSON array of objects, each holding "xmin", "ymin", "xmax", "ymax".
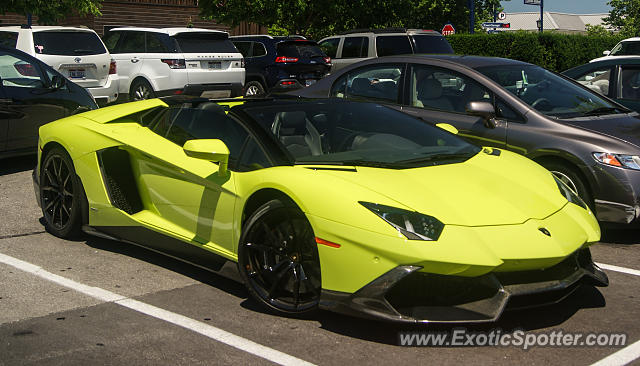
[{"xmin": 97, "ymin": 148, "xmax": 143, "ymax": 215}]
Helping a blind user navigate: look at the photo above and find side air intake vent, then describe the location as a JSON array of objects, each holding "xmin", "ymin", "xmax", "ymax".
[{"xmin": 97, "ymin": 147, "xmax": 143, "ymax": 215}]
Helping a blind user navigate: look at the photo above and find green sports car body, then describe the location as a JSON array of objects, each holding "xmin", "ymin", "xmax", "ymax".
[{"xmin": 33, "ymin": 97, "xmax": 608, "ymax": 323}]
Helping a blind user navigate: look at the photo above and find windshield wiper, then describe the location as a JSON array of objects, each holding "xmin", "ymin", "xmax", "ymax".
[
  {"xmin": 398, "ymin": 152, "xmax": 476, "ymax": 164},
  {"xmin": 582, "ymin": 107, "xmax": 622, "ymax": 116}
]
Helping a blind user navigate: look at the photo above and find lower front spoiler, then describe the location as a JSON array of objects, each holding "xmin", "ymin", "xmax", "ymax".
[{"xmin": 319, "ymin": 248, "xmax": 608, "ymax": 323}]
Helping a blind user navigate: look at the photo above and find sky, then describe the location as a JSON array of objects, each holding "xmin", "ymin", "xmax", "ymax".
[{"xmin": 501, "ymin": 0, "xmax": 611, "ymax": 14}]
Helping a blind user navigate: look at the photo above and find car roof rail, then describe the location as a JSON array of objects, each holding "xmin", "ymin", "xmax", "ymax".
[{"xmin": 338, "ymin": 27, "xmax": 409, "ymax": 35}]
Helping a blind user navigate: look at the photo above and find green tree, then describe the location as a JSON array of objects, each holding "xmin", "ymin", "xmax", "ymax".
[
  {"xmin": 585, "ymin": 24, "xmax": 612, "ymax": 36},
  {"xmin": 604, "ymin": 0, "xmax": 640, "ymax": 37},
  {"xmin": 199, "ymin": 0, "xmax": 502, "ymax": 39},
  {"xmin": 0, "ymin": 0, "xmax": 102, "ymax": 24}
]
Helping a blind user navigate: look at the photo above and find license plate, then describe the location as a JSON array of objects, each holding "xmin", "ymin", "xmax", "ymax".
[
  {"xmin": 208, "ymin": 62, "xmax": 221, "ymax": 69},
  {"xmin": 68, "ymin": 69, "xmax": 85, "ymax": 79},
  {"xmin": 305, "ymin": 79, "xmax": 317, "ymax": 87},
  {"xmin": 201, "ymin": 90, "xmax": 230, "ymax": 98}
]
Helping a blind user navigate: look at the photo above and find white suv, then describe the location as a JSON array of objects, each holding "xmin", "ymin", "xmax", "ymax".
[
  {"xmin": 0, "ymin": 26, "xmax": 119, "ymax": 105},
  {"xmin": 102, "ymin": 27, "xmax": 245, "ymax": 100}
]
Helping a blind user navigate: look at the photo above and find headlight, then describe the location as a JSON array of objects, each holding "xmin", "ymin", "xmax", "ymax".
[
  {"xmin": 359, "ymin": 201, "xmax": 444, "ymax": 241},
  {"xmin": 593, "ymin": 152, "xmax": 640, "ymax": 170},
  {"xmin": 554, "ymin": 176, "xmax": 588, "ymax": 210}
]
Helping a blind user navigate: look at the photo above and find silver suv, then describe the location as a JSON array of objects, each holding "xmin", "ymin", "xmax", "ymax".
[
  {"xmin": 318, "ymin": 28, "xmax": 453, "ymax": 72},
  {"xmin": 0, "ymin": 26, "xmax": 119, "ymax": 105}
]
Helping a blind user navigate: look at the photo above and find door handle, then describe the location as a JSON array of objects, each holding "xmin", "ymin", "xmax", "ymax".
[{"xmin": 131, "ymin": 58, "xmax": 140, "ymax": 63}]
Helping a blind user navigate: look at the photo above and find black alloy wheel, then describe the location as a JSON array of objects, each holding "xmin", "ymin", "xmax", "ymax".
[
  {"xmin": 40, "ymin": 147, "xmax": 83, "ymax": 238},
  {"xmin": 238, "ymin": 199, "xmax": 321, "ymax": 314}
]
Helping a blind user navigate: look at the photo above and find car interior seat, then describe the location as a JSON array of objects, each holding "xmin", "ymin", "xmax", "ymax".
[
  {"xmin": 273, "ymin": 111, "xmax": 323, "ymax": 158},
  {"xmin": 416, "ymin": 78, "xmax": 454, "ymax": 111}
]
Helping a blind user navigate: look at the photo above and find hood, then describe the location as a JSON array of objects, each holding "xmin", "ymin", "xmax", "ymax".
[
  {"xmin": 563, "ymin": 114, "xmax": 640, "ymax": 149},
  {"xmin": 316, "ymin": 151, "xmax": 567, "ymax": 226}
]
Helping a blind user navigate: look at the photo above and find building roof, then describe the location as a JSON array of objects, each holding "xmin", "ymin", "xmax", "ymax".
[{"xmin": 499, "ymin": 12, "xmax": 609, "ymax": 33}]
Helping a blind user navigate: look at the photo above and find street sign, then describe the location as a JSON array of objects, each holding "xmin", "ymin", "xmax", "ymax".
[
  {"xmin": 481, "ymin": 22, "xmax": 511, "ymax": 29},
  {"xmin": 498, "ymin": 12, "xmax": 506, "ymax": 20},
  {"xmin": 442, "ymin": 23, "xmax": 455, "ymax": 36},
  {"xmin": 524, "ymin": 0, "xmax": 541, "ymax": 4}
]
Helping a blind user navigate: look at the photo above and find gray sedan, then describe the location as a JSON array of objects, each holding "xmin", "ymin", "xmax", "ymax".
[{"xmin": 293, "ymin": 55, "xmax": 640, "ymax": 226}]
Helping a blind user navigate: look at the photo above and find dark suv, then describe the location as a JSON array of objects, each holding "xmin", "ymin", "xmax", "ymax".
[{"xmin": 230, "ymin": 35, "xmax": 331, "ymax": 96}]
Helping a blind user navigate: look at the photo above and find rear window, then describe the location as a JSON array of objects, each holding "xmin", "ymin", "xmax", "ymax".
[
  {"xmin": 277, "ymin": 41, "xmax": 325, "ymax": 58},
  {"xmin": 0, "ymin": 31, "xmax": 18, "ymax": 48},
  {"xmin": 411, "ymin": 35, "xmax": 454, "ymax": 54},
  {"xmin": 172, "ymin": 32, "xmax": 237, "ymax": 53},
  {"xmin": 375, "ymin": 36, "xmax": 412, "ymax": 57},
  {"xmin": 33, "ymin": 31, "xmax": 106, "ymax": 55}
]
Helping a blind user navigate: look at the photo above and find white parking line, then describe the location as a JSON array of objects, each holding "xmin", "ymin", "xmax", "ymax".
[
  {"xmin": 596, "ymin": 263, "xmax": 640, "ymax": 277},
  {"xmin": 0, "ymin": 252, "xmax": 315, "ymax": 366},
  {"xmin": 590, "ymin": 339, "xmax": 640, "ymax": 366}
]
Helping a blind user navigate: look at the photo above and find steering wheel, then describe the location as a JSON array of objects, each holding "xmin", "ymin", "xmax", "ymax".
[{"xmin": 531, "ymin": 98, "xmax": 551, "ymax": 109}]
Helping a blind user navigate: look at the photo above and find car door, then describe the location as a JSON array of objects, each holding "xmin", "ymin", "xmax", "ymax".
[
  {"xmin": 119, "ymin": 105, "xmax": 250, "ymax": 254},
  {"xmin": 616, "ymin": 65, "xmax": 640, "ymax": 112},
  {"xmin": 104, "ymin": 31, "xmax": 145, "ymax": 95},
  {"xmin": 401, "ymin": 63, "xmax": 507, "ymax": 148},
  {"xmin": 0, "ymin": 49, "xmax": 66, "ymax": 152}
]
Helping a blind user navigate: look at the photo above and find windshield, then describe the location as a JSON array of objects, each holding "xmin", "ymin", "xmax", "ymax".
[
  {"xmin": 241, "ymin": 101, "xmax": 480, "ymax": 168},
  {"xmin": 610, "ymin": 41, "xmax": 640, "ymax": 56},
  {"xmin": 33, "ymin": 31, "xmax": 106, "ymax": 55},
  {"xmin": 411, "ymin": 35, "xmax": 454, "ymax": 54},
  {"xmin": 476, "ymin": 64, "xmax": 626, "ymax": 118}
]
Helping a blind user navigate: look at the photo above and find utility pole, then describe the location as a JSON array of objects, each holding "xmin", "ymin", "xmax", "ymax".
[
  {"xmin": 539, "ymin": 0, "xmax": 544, "ymax": 32},
  {"xmin": 469, "ymin": 0, "xmax": 475, "ymax": 34}
]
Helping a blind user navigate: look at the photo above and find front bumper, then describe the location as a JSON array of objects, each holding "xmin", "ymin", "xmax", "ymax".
[
  {"xmin": 591, "ymin": 163, "xmax": 640, "ymax": 225},
  {"xmin": 319, "ymin": 248, "xmax": 608, "ymax": 323}
]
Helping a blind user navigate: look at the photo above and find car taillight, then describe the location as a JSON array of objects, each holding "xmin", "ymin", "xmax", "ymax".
[
  {"xmin": 275, "ymin": 56, "xmax": 299, "ymax": 63},
  {"xmin": 161, "ymin": 59, "xmax": 186, "ymax": 69},
  {"xmin": 280, "ymin": 80, "xmax": 296, "ymax": 85},
  {"xmin": 323, "ymin": 57, "xmax": 331, "ymax": 63},
  {"xmin": 109, "ymin": 59, "xmax": 117, "ymax": 74},
  {"xmin": 14, "ymin": 62, "xmax": 38, "ymax": 76}
]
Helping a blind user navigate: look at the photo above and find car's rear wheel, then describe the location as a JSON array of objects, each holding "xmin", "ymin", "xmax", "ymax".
[
  {"xmin": 40, "ymin": 147, "xmax": 83, "ymax": 238},
  {"xmin": 130, "ymin": 79, "xmax": 155, "ymax": 101},
  {"xmin": 237, "ymin": 199, "xmax": 321, "ymax": 315},
  {"xmin": 244, "ymin": 81, "xmax": 266, "ymax": 97},
  {"xmin": 542, "ymin": 161, "xmax": 593, "ymax": 209}
]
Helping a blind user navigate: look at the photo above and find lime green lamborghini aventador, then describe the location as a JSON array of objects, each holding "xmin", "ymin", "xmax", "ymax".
[{"xmin": 33, "ymin": 97, "xmax": 608, "ymax": 323}]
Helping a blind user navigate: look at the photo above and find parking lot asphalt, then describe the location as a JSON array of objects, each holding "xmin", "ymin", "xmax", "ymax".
[{"xmin": 1, "ymin": 156, "xmax": 639, "ymax": 366}]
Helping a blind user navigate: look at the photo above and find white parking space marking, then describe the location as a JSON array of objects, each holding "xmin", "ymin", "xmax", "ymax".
[
  {"xmin": 590, "ymin": 339, "xmax": 640, "ymax": 366},
  {"xmin": 0, "ymin": 252, "xmax": 316, "ymax": 366},
  {"xmin": 596, "ymin": 263, "xmax": 640, "ymax": 277}
]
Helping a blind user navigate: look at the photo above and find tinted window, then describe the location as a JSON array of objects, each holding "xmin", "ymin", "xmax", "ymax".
[
  {"xmin": 610, "ymin": 41, "xmax": 640, "ymax": 56},
  {"xmin": 233, "ymin": 41, "xmax": 251, "ymax": 57},
  {"xmin": 342, "ymin": 37, "xmax": 368, "ymax": 58},
  {"xmin": 319, "ymin": 38, "xmax": 339, "ymax": 58},
  {"xmin": 495, "ymin": 98, "xmax": 524, "ymax": 122},
  {"xmin": 238, "ymin": 137, "xmax": 272, "ymax": 171},
  {"xmin": 155, "ymin": 106, "xmax": 249, "ymax": 165},
  {"xmin": 102, "ymin": 31, "xmax": 121, "ymax": 52},
  {"xmin": 277, "ymin": 41, "xmax": 325, "ymax": 58},
  {"xmin": 0, "ymin": 52, "xmax": 45, "ymax": 88},
  {"xmin": 411, "ymin": 35, "xmax": 454, "ymax": 54},
  {"xmin": 118, "ymin": 31, "xmax": 145, "ymax": 53},
  {"xmin": 376, "ymin": 36, "xmax": 412, "ymax": 57},
  {"xmin": 620, "ymin": 67, "xmax": 640, "ymax": 100},
  {"xmin": 32, "ymin": 31, "xmax": 106, "ymax": 55},
  {"xmin": 332, "ymin": 64, "xmax": 403, "ymax": 103},
  {"xmin": 478, "ymin": 64, "xmax": 625, "ymax": 118},
  {"xmin": 243, "ymin": 101, "xmax": 480, "ymax": 167},
  {"xmin": 173, "ymin": 33, "xmax": 237, "ymax": 53},
  {"xmin": 146, "ymin": 33, "xmax": 169, "ymax": 53},
  {"xmin": 573, "ymin": 67, "xmax": 612, "ymax": 96},
  {"xmin": 253, "ymin": 42, "xmax": 267, "ymax": 57},
  {"xmin": 410, "ymin": 64, "xmax": 490, "ymax": 113},
  {"xmin": 0, "ymin": 31, "xmax": 18, "ymax": 48}
]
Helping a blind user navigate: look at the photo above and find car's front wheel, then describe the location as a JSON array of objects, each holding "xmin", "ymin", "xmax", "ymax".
[
  {"xmin": 40, "ymin": 147, "xmax": 83, "ymax": 238},
  {"xmin": 237, "ymin": 199, "xmax": 321, "ymax": 315}
]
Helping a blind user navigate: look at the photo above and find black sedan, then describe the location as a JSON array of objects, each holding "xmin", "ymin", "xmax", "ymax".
[
  {"xmin": 0, "ymin": 45, "xmax": 97, "ymax": 159},
  {"xmin": 293, "ymin": 54, "xmax": 640, "ymax": 226},
  {"xmin": 563, "ymin": 57, "xmax": 640, "ymax": 112}
]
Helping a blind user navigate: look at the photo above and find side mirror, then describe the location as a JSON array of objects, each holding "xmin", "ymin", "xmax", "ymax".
[
  {"xmin": 50, "ymin": 74, "xmax": 66, "ymax": 90},
  {"xmin": 435, "ymin": 123, "xmax": 459, "ymax": 135},
  {"xmin": 603, "ymin": 50, "xmax": 611, "ymax": 56},
  {"xmin": 183, "ymin": 139, "xmax": 230, "ymax": 175},
  {"xmin": 466, "ymin": 101, "xmax": 496, "ymax": 129}
]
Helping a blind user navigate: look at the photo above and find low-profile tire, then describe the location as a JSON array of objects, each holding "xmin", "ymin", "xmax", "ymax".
[
  {"xmin": 542, "ymin": 161, "xmax": 593, "ymax": 209},
  {"xmin": 130, "ymin": 79, "xmax": 155, "ymax": 101},
  {"xmin": 237, "ymin": 199, "xmax": 321, "ymax": 315},
  {"xmin": 40, "ymin": 147, "xmax": 84, "ymax": 239},
  {"xmin": 244, "ymin": 81, "xmax": 266, "ymax": 97}
]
